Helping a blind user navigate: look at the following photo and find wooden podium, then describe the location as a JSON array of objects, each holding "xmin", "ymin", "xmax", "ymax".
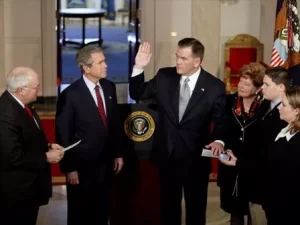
[{"xmin": 110, "ymin": 104, "xmax": 161, "ymax": 225}]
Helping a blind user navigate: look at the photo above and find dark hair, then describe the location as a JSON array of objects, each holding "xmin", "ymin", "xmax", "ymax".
[
  {"xmin": 239, "ymin": 62, "xmax": 266, "ymax": 88},
  {"xmin": 265, "ymin": 66, "xmax": 292, "ymax": 90},
  {"xmin": 177, "ymin": 38, "xmax": 205, "ymax": 61},
  {"xmin": 286, "ymin": 87, "xmax": 300, "ymax": 133}
]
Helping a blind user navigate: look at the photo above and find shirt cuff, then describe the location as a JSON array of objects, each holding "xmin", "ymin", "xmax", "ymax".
[
  {"xmin": 214, "ymin": 140, "xmax": 225, "ymax": 147},
  {"xmin": 131, "ymin": 67, "xmax": 144, "ymax": 77}
]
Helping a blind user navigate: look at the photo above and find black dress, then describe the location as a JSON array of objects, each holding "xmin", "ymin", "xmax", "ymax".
[{"xmin": 217, "ymin": 93, "xmax": 269, "ymax": 215}]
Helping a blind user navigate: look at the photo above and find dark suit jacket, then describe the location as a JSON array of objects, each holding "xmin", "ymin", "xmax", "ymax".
[
  {"xmin": 252, "ymin": 103, "xmax": 287, "ymax": 204},
  {"xmin": 0, "ymin": 91, "xmax": 51, "ymax": 206},
  {"xmin": 55, "ymin": 77, "xmax": 121, "ymax": 182},
  {"xmin": 129, "ymin": 67, "xmax": 227, "ymax": 174},
  {"xmin": 264, "ymin": 132, "xmax": 300, "ymax": 224}
]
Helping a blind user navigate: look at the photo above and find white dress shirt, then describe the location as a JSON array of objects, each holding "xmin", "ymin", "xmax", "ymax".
[
  {"xmin": 83, "ymin": 75, "xmax": 106, "ymax": 114},
  {"xmin": 131, "ymin": 66, "xmax": 224, "ymax": 146},
  {"xmin": 270, "ymin": 98, "xmax": 281, "ymax": 110},
  {"xmin": 275, "ymin": 125, "xmax": 298, "ymax": 142}
]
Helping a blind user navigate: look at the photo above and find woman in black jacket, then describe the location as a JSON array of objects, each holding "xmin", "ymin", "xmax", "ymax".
[{"xmin": 217, "ymin": 62, "xmax": 269, "ymax": 225}]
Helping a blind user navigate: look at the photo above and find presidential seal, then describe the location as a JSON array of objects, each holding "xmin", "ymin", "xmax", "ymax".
[{"xmin": 124, "ymin": 111, "xmax": 155, "ymax": 142}]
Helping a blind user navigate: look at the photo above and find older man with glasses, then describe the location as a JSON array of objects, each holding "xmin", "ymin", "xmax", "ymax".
[{"xmin": 0, "ymin": 67, "xmax": 64, "ymax": 225}]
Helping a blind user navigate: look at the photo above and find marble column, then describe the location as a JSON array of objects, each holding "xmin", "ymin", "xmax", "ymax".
[
  {"xmin": 41, "ymin": 0, "xmax": 57, "ymax": 97},
  {"xmin": 140, "ymin": 0, "xmax": 193, "ymax": 80},
  {"xmin": 260, "ymin": 0, "xmax": 276, "ymax": 64},
  {"xmin": 140, "ymin": 0, "xmax": 221, "ymax": 80},
  {"xmin": 3, "ymin": 0, "xmax": 43, "ymax": 90},
  {"xmin": 0, "ymin": 0, "xmax": 57, "ymax": 97},
  {"xmin": 192, "ymin": 0, "xmax": 221, "ymax": 77}
]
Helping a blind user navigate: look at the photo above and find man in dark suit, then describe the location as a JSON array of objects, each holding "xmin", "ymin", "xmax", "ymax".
[
  {"xmin": 55, "ymin": 46, "xmax": 123, "ymax": 225},
  {"xmin": 0, "ymin": 67, "xmax": 64, "ymax": 225},
  {"xmin": 129, "ymin": 39, "xmax": 227, "ymax": 225}
]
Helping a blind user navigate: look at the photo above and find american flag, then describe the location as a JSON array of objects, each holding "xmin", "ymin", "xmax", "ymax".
[{"xmin": 270, "ymin": 0, "xmax": 300, "ymax": 84}]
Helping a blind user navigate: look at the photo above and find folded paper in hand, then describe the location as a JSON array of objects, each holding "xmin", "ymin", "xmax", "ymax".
[
  {"xmin": 201, "ymin": 149, "xmax": 218, "ymax": 158},
  {"xmin": 64, "ymin": 140, "xmax": 81, "ymax": 152}
]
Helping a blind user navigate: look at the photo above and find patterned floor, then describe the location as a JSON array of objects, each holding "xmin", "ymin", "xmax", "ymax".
[{"xmin": 37, "ymin": 183, "xmax": 230, "ymax": 225}]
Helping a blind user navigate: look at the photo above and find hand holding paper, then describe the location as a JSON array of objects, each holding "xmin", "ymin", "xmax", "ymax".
[{"xmin": 201, "ymin": 149, "xmax": 230, "ymax": 161}]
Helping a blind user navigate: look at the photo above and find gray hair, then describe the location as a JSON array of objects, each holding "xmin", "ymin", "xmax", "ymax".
[
  {"xmin": 76, "ymin": 46, "xmax": 103, "ymax": 73},
  {"xmin": 6, "ymin": 67, "xmax": 33, "ymax": 92}
]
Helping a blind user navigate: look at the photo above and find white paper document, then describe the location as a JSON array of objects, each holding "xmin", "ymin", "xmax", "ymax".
[
  {"xmin": 201, "ymin": 149, "xmax": 230, "ymax": 160},
  {"xmin": 64, "ymin": 140, "xmax": 81, "ymax": 152},
  {"xmin": 201, "ymin": 149, "xmax": 218, "ymax": 158}
]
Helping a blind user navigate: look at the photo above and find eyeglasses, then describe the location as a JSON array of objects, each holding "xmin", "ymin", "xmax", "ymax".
[{"xmin": 23, "ymin": 85, "xmax": 41, "ymax": 91}]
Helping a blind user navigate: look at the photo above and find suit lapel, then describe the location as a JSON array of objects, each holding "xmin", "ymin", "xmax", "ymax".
[
  {"xmin": 100, "ymin": 79, "xmax": 112, "ymax": 124},
  {"xmin": 30, "ymin": 106, "xmax": 43, "ymax": 129},
  {"xmin": 180, "ymin": 70, "xmax": 206, "ymax": 123},
  {"xmin": 29, "ymin": 106, "xmax": 49, "ymax": 142},
  {"xmin": 170, "ymin": 74, "xmax": 181, "ymax": 124}
]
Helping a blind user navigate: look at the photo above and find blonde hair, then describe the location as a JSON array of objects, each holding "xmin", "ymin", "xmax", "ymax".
[{"xmin": 286, "ymin": 87, "xmax": 300, "ymax": 134}]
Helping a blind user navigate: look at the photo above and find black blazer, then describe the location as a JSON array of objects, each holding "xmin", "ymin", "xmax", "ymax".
[
  {"xmin": 251, "ymin": 103, "xmax": 287, "ymax": 204},
  {"xmin": 129, "ymin": 67, "xmax": 227, "ymax": 172},
  {"xmin": 55, "ymin": 77, "xmax": 121, "ymax": 181},
  {"xmin": 264, "ymin": 131, "xmax": 300, "ymax": 224},
  {"xmin": 217, "ymin": 94, "xmax": 269, "ymax": 203},
  {"xmin": 0, "ymin": 91, "xmax": 51, "ymax": 206}
]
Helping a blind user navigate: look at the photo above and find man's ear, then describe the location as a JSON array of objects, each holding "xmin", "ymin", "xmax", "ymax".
[
  {"xmin": 16, "ymin": 87, "xmax": 24, "ymax": 96},
  {"xmin": 194, "ymin": 57, "xmax": 201, "ymax": 68},
  {"xmin": 278, "ymin": 83, "xmax": 285, "ymax": 92},
  {"xmin": 82, "ymin": 65, "xmax": 90, "ymax": 74}
]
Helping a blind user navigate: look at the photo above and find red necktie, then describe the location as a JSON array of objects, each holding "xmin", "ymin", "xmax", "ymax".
[
  {"xmin": 94, "ymin": 85, "xmax": 107, "ymax": 127},
  {"xmin": 24, "ymin": 105, "xmax": 34, "ymax": 119}
]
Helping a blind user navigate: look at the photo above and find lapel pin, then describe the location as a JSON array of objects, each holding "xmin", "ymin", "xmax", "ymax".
[
  {"xmin": 201, "ymin": 88, "xmax": 205, "ymax": 91},
  {"xmin": 109, "ymin": 96, "xmax": 112, "ymax": 99}
]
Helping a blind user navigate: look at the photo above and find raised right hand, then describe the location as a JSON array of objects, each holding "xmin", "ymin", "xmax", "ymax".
[
  {"xmin": 135, "ymin": 42, "xmax": 152, "ymax": 70},
  {"xmin": 67, "ymin": 171, "xmax": 79, "ymax": 185}
]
